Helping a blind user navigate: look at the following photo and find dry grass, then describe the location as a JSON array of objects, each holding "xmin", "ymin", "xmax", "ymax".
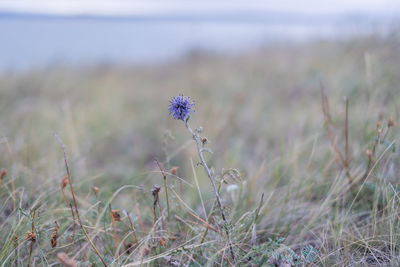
[{"xmin": 0, "ymin": 32, "xmax": 400, "ymax": 266}]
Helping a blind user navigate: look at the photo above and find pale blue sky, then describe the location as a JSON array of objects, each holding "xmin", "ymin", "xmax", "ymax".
[{"xmin": 0, "ymin": 0, "xmax": 399, "ymax": 16}]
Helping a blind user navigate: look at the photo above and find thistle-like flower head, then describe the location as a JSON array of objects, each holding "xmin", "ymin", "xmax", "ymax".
[{"xmin": 168, "ymin": 94, "xmax": 194, "ymax": 121}]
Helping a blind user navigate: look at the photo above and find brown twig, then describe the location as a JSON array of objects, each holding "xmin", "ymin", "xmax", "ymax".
[
  {"xmin": 360, "ymin": 117, "xmax": 395, "ymax": 184},
  {"xmin": 361, "ymin": 129, "xmax": 380, "ymax": 184},
  {"xmin": 155, "ymin": 159, "xmax": 170, "ymax": 233},
  {"xmin": 187, "ymin": 211, "xmax": 219, "ymax": 233},
  {"xmin": 152, "ymin": 185, "xmax": 161, "ymax": 226},
  {"xmin": 69, "ymin": 203, "xmax": 76, "ymax": 246},
  {"xmin": 53, "ymin": 133, "xmax": 107, "ymax": 266},
  {"xmin": 109, "ymin": 204, "xmax": 120, "ymax": 258},
  {"xmin": 60, "ymin": 176, "xmax": 70, "ymax": 205},
  {"xmin": 320, "ymin": 85, "xmax": 354, "ymax": 190}
]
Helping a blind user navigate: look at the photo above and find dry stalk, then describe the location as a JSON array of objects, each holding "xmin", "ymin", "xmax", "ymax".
[
  {"xmin": 187, "ymin": 211, "xmax": 219, "ymax": 233},
  {"xmin": 152, "ymin": 185, "xmax": 161, "ymax": 226},
  {"xmin": 320, "ymin": 86, "xmax": 355, "ymax": 191},
  {"xmin": 155, "ymin": 159, "xmax": 170, "ymax": 233},
  {"xmin": 109, "ymin": 204, "xmax": 120, "ymax": 256},
  {"xmin": 53, "ymin": 133, "xmax": 107, "ymax": 266},
  {"xmin": 127, "ymin": 212, "xmax": 139, "ymax": 246},
  {"xmin": 57, "ymin": 252, "xmax": 76, "ymax": 267}
]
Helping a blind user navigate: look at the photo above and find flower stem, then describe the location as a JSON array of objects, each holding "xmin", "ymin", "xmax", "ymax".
[{"xmin": 184, "ymin": 121, "xmax": 236, "ymax": 264}]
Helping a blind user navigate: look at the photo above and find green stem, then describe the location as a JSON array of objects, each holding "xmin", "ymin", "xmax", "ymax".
[
  {"xmin": 184, "ymin": 120, "xmax": 236, "ymax": 264},
  {"xmin": 163, "ymin": 176, "xmax": 170, "ymax": 232}
]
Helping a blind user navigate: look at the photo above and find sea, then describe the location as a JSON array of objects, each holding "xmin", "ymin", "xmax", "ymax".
[{"xmin": 0, "ymin": 12, "xmax": 398, "ymax": 72}]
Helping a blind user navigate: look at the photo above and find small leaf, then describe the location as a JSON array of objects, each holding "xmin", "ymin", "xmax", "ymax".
[{"xmin": 301, "ymin": 244, "xmax": 318, "ymax": 263}]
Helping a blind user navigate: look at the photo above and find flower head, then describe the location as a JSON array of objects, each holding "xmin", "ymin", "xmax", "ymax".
[
  {"xmin": 168, "ymin": 94, "xmax": 194, "ymax": 121},
  {"xmin": 25, "ymin": 231, "xmax": 36, "ymax": 242},
  {"xmin": 111, "ymin": 209, "xmax": 121, "ymax": 221}
]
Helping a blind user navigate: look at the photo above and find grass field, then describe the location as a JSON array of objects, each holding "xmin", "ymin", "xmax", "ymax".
[{"xmin": 1, "ymin": 32, "xmax": 400, "ymax": 266}]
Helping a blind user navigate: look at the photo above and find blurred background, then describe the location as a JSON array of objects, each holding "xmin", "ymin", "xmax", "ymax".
[
  {"xmin": 0, "ymin": 0, "xmax": 399, "ymax": 71},
  {"xmin": 0, "ymin": 0, "xmax": 399, "ymax": 202}
]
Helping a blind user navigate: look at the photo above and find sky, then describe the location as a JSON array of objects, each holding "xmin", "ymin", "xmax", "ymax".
[{"xmin": 0, "ymin": 0, "xmax": 399, "ymax": 16}]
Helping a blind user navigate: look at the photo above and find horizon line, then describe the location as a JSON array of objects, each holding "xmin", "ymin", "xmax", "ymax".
[{"xmin": 0, "ymin": 10, "xmax": 399, "ymax": 24}]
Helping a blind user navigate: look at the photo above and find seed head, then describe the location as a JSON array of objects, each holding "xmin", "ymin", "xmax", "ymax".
[
  {"xmin": 61, "ymin": 176, "xmax": 69, "ymax": 190},
  {"xmin": 0, "ymin": 169, "xmax": 7, "ymax": 181},
  {"xmin": 159, "ymin": 238, "xmax": 167, "ymax": 246},
  {"xmin": 92, "ymin": 186, "xmax": 100, "ymax": 195},
  {"xmin": 388, "ymin": 118, "xmax": 396, "ymax": 128},
  {"xmin": 152, "ymin": 184, "xmax": 161, "ymax": 196},
  {"xmin": 0, "ymin": 169, "xmax": 8, "ymax": 182},
  {"xmin": 51, "ymin": 221, "xmax": 59, "ymax": 248},
  {"xmin": 111, "ymin": 209, "xmax": 121, "ymax": 222},
  {"xmin": 142, "ymin": 246, "xmax": 151, "ymax": 256},
  {"xmin": 168, "ymin": 94, "xmax": 194, "ymax": 121},
  {"xmin": 202, "ymin": 137, "xmax": 208, "ymax": 145},
  {"xmin": 366, "ymin": 149, "xmax": 372, "ymax": 158},
  {"xmin": 170, "ymin": 166, "xmax": 179, "ymax": 176},
  {"xmin": 152, "ymin": 184, "xmax": 161, "ymax": 207},
  {"xmin": 25, "ymin": 231, "xmax": 36, "ymax": 242}
]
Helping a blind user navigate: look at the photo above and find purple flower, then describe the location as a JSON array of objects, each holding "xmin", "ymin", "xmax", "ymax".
[{"xmin": 168, "ymin": 94, "xmax": 194, "ymax": 121}]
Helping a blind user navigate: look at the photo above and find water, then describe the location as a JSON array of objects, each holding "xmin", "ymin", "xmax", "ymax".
[{"xmin": 0, "ymin": 14, "xmax": 395, "ymax": 72}]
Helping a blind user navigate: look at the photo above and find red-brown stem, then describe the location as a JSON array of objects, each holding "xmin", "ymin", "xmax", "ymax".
[
  {"xmin": 320, "ymin": 86, "xmax": 354, "ymax": 190},
  {"xmin": 109, "ymin": 204, "xmax": 119, "ymax": 256},
  {"xmin": 361, "ymin": 126, "xmax": 381, "ymax": 183},
  {"xmin": 69, "ymin": 203, "xmax": 76, "ymax": 244}
]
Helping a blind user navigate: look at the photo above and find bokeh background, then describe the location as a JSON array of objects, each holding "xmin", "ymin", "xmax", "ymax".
[
  {"xmin": 1, "ymin": 0, "xmax": 400, "ymax": 199},
  {"xmin": 1, "ymin": 0, "xmax": 399, "ymax": 71},
  {"xmin": 1, "ymin": 1, "xmax": 399, "ymax": 193},
  {"xmin": 1, "ymin": 0, "xmax": 399, "ymax": 180}
]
